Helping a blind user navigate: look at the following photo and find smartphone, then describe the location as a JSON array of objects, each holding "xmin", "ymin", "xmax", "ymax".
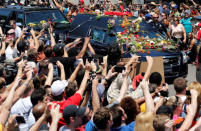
[
  {"xmin": 160, "ymin": 90, "xmax": 168, "ymax": 97},
  {"xmin": 52, "ymin": 63, "xmax": 59, "ymax": 76},
  {"xmin": 123, "ymin": 44, "xmax": 127, "ymax": 51},
  {"xmin": 16, "ymin": 116, "xmax": 26, "ymax": 124},
  {"xmin": 114, "ymin": 66, "xmax": 125, "ymax": 73},
  {"xmin": 186, "ymin": 90, "xmax": 191, "ymax": 96}
]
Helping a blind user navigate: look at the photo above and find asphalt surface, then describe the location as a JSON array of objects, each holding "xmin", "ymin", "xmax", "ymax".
[{"xmin": 168, "ymin": 64, "xmax": 197, "ymax": 96}]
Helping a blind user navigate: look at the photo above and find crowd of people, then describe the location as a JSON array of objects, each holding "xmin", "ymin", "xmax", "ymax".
[{"xmin": 0, "ymin": 0, "xmax": 201, "ymax": 131}]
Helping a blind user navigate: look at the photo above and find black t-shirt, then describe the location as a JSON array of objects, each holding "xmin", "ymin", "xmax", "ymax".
[
  {"xmin": 49, "ymin": 56, "xmax": 76, "ymax": 79},
  {"xmin": 152, "ymin": 21, "xmax": 167, "ymax": 35}
]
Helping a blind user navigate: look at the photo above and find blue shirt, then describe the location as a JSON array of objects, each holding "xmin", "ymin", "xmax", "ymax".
[
  {"xmin": 180, "ymin": 17, "xmax": 192, "ymax": 34},
  {"xmin": 110, "ymin": 125, "xmax": 132, "ymax": 131},
  {"xmin": 64, "ymin": 8, "xmax": 68, "ymax": 15},
  {"xmin": 85, "ymin": 120, "xmax": 97, "ymax": 131},
  {"xmin": 85, "ymin": 120, "xmax": 135, "ymax": 131}
]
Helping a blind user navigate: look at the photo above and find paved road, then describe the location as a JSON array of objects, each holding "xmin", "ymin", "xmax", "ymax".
[{"xmin": 168, "ymin": 64, "xmax": 197, "ymax": 96}]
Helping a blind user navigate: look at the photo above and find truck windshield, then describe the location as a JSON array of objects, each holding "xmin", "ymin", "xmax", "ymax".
[{"xmin": 26, "ymin": 10, "xmax": 68, "ymax": 24}]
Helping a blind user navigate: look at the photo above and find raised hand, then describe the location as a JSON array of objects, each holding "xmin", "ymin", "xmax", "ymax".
[
  {"xmin": 146, "ymin": 56, "xmax": 153, "ymax": 65},
  {"xmin": 50, "ymin": 103, "xmax": 62, "ymax": 122},
  {"xmin": 85, "ymin": 59, "xmax": 91, "ymax": 71},
  {"xmin": 48, "ymin": 63, "xmax": 54, "ymax": 71},
  {"xmin": 106, "ymin": 66, "xmax": 118, "ymax": 80},
  {"xmin": 30, "ymin": 28, "xmax": 35, "ymax": 36},
  {"xmin": 92, "ymin": 76, "xmax": 99, "ymax": 88},
  {"xmin": 56, "ymin": 61, "xmax": 64, "ymax": 69},
  {"xmin": 140, "ymin": 80, "xmax": 149, "ymax": 90}
]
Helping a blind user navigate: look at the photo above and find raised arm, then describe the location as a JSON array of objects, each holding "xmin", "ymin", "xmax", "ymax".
[
  {"xmin": 116, "ymin": 67, "xmax": 130, "ymax": 102},
  {"xmin": 56, "ymin": 61, "xmax": 66, "ymax": 80},
  {"xmin": 1, "ymin": 60, "xmax": 26, "ymax": 101},
  {"xmin": 0, "ymin": 79, "xmax": 20, "ymax": 125},
  {"xmin": 76, "ymin": 60, "xmax": 90, "ymax": 97},
  {"xmin": 88, "ymin": 42, "xmax": 96, "ymax": 55},
  {"xmin": 68, "ymin": 61, "xmax": 84, "ymax": 82},
  {"xmin": 80, "ymin": 91, "xmax": 90, "ymax": 107},
  {"xmin": 179, "ymin": 89, "xmax": 198, "ymax": 131},
  {"xmin": 101, "ymin": 56, "xmax": 108, "ymax": 77},
  {"xmin": 49, "ymin": 104, "xmax": 62, "ymax": 131},
  {"xmin": 0, "ymin": 36, "xmax": 6, "ymax": 56},
  {"xmin": 92, "ymin": 77, "xmax": 100, "ymax": 113},
  {"xmin": 53, "ymin": 0, "xmax": 63, "ymax": 11},
  {"xmin": 30, "ymin": 28, "xmax": 40, "ymax": 50},
  {"xmin": 189, "ymin": 0, "xmax": 197, "ymax": 6},
  {"xmin": 76, "ymin": 37, "xmax": 90, "ymax": 59},
  {"xmin": 48, "ymin": 27, "xmax": 56, "ymax": 47},
  {"xmin": 36, "ymin": 28, "xmax": 44, "ymax": 39},
  {"xmin": 140, "ymin": 80, "xmax": 154, "ymax": 113},
  {"xmin": 29, "ymin": 104, "xmax": 50, "ymax": 131},
  {"xmin": 45, "ymin": 63, "xmax": 54, "ymax": 86},
  {"xmin": 13, "ymin": 69, "xmax": 32, "ymax": 104},
  {"xmin": 0, "ymin": 26, "xmax": 3, "ymax": 36},
  {"xmin": 143, "ymin": 56, "xmax": 153, "ymax": 81},
  {"xmin": 189, "ymin": 117, "xmax": 201, "ymax": 131}
]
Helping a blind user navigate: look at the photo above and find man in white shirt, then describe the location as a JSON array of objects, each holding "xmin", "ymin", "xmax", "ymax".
[{"xmin": 9, "ymin": 20, "xmax": 21, "ymax": 38}]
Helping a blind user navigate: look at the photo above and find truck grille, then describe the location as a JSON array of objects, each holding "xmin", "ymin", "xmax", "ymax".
[
  {"xmin": 163, "ymin": 56, "xmax": 181, "ymax": 77},
  {"xmin": 163, "ymin": 56, "xmax": 179, "ymax": 65}
]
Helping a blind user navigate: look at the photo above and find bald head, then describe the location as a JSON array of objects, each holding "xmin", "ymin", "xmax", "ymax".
[{"xmin": 33, "ymin": 103, "xmax": 46, "ymax": 120}]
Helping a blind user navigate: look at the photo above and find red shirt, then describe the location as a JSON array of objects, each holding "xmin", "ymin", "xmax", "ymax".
[
  {"xmin": 51, "ymin": 93, "xmax": 82, "ymax": 129},
  {"xmin": 197, "ymin": 30, "xmax": 201, "ymax": 40}
]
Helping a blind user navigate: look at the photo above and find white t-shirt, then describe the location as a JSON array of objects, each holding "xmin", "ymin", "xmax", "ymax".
[
  {"xmin": 15, "ymin": 26, "xmax": 22, "ymax": 38},
  {"xmin": 5, "ymin": 46, "xmax": 14, "ymax": 61},
  {"xmin": 171, "ymin": 24, "xmax": 184, "ymax": 39},
  {"xmin": 11, "ymin": 97, "xmax": 35, "ymax": 129},
  {"xmin": 5, "ymin": 46, "xmax": 18, "ymax": 61}
]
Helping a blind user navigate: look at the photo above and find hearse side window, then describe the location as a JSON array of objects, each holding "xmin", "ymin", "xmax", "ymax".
[
  {"xmin": 0, "ymin": 10, "xmax": 11, "ymax": 22},
  {"xmin": 9, "ymin": 11, "xmax": 17, "ymax": 21},
  {"xmin": 16, "ymin": 13, "xmax": 24, "ymax": 24}
]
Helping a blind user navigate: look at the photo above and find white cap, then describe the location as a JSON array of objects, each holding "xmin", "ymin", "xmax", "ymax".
[{"xmin": 51, "ymin": 80, "xmax": 68, "ymax": 96}]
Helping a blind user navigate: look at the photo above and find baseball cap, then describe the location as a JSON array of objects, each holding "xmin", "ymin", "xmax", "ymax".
[
  {"xmin": 145, "ymin": 14, "xmax": 152, "ymax": 19},
  {"xmin": 63, "ymin": 105, "xmax": 87, "ymax": 118},
  {"xmin": 51, "ymin": 80, "xmax": 68, "ymax": 96}
]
